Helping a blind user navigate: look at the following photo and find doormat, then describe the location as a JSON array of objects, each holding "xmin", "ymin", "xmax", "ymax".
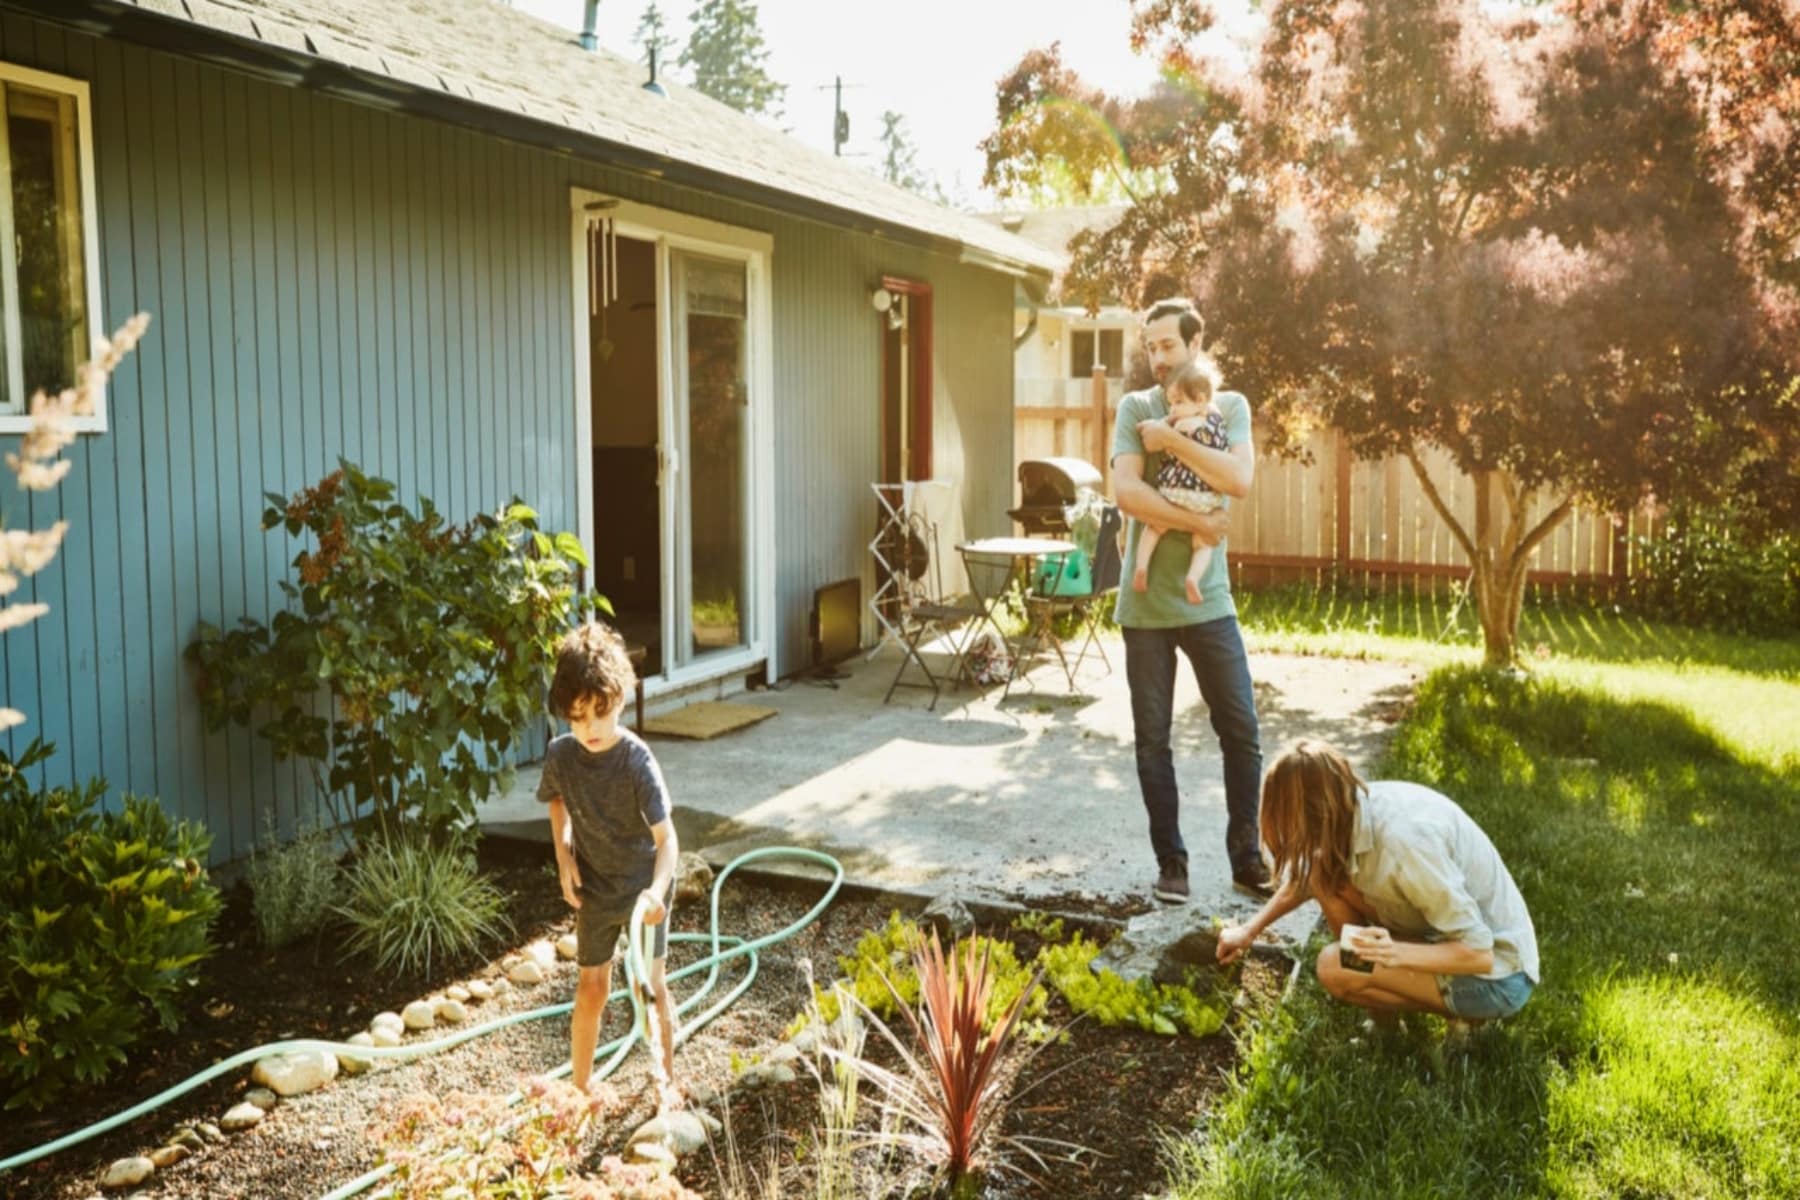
[{"xmin": 643, "ymin": 700, "xmax": 777, "ymax": 741}]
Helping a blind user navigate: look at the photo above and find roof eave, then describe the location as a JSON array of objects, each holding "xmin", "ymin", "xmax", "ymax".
[{"xmin": 10, "ymin": 0, "xmax": 1053, "ymax": 280}]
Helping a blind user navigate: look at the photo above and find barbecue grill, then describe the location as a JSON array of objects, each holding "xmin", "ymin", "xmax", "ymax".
[{"xmin": 1009, "ymin": 457, "xmax": 1104, "ymax": 535}]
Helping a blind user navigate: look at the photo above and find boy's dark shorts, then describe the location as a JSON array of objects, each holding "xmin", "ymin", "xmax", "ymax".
[{"xmin": 576, "ymin": 884, "xmax": 672, "ymax": 968}]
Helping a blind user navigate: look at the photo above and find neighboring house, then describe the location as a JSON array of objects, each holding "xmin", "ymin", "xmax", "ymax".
[
  {"xmin": 986, "ymin": 205, "xmax": 1135, "ymax": 477},
  {"xmin": 0, "ymin": 0, "xmax": 1055, "ymax": 861}
]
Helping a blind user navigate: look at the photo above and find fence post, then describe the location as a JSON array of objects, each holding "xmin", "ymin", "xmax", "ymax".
[
  {"xmin": 1092, "ymin": 364, "xmax": 1110, "ymax": 490},
  {"xmin": 1334, "ymin": 429, "xmax": 1351, "ymax": 569}
]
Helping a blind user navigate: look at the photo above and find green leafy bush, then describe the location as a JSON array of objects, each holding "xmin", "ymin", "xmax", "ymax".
[
  {"xmin": 1629, "ymin": 505, "xmax": 1800, "ymax": 634},
  {"xmin": 0, "ymin": 741, "xmax": 221, "ymax": 1110},
  {"xmin": 337, "ymin": 836, "xmax": 511, "ymax": 977},
  {"xmin": 247, "ymin": 811, "xmax": 341, "ymax": 949},
  {"xmin": 187, "ymin": 461, "xmax": 599, "ymax": 839}
]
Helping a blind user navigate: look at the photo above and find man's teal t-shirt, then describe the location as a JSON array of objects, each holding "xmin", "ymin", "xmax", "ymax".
[{"xmin": 1110, "ymin": 385, "xmax": 1252, "ymax": 629}]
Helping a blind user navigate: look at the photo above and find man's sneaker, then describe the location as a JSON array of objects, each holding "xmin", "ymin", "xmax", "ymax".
[
  {"xmin": 1154, "ymin": 859, "xmax": 1190, "ymax": 904},
  {"xmin": 1232, "ymin": 863, "xmax": 1276, "ymax": 901}
]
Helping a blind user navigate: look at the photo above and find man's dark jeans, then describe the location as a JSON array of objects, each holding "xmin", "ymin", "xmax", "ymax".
[{"xmin": 1122, "ymin": 617, "xmax": 1263, "ymax": 875}]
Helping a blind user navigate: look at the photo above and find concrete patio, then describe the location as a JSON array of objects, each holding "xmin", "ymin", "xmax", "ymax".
[{"xmin": 478, "ymin": 635, "xmax": 1418, "ymax": 948}]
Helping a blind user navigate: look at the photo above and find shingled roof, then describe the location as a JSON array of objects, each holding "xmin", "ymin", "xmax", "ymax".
[{"xmin": 27, "ymin": 0, "xmax": 1058, "ymax": 276}]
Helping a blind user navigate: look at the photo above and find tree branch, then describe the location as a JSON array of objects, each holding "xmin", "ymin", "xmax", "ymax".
[
  {"xmin": 1405, "ymin": 447, "xmax": 1480, "ymax": 565},
  {"xmin": 1517, "ymin": 495, "xmax": 1576, "ymax": 562}
]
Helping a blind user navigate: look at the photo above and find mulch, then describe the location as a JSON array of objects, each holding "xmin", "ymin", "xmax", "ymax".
[{"xmin": 5, "ymin": 837, "xmax": 1286, "ymax": 1200}]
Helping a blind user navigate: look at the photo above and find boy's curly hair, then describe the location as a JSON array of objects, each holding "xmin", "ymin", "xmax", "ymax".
[{"xmin": 548, "ymin": 622, "xmax": 636, "ymax": 719}]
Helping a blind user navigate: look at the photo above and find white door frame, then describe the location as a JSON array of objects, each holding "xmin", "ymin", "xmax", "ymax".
[{"xmin": 569, "ymin": 187, "xmax": 777, "ymax": 694}]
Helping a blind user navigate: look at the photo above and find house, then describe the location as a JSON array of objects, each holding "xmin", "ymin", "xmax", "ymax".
[{"xmin": 0, "ymin": 0, "xmax": 1056, "ymax": 861}]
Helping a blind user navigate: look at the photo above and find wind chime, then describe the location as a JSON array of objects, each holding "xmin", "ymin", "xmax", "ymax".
[{"xmin": 587, "ymin": 200, "xmax": 619, "ymax": 361}]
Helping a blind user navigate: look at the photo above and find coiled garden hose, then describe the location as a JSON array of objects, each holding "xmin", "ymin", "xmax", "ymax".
[{"xmin": 0, "ymin": 847, "xmax": 845, "ymax": 1200}]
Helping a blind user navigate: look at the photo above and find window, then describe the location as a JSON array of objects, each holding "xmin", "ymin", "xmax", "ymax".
[
  {"xmin": 1069, "ymin": 327, "xmax": 1123, "ymax": 379},
  {"xmin": 0, "ymin": 63, "xmax": 103, "ymax": 432}
]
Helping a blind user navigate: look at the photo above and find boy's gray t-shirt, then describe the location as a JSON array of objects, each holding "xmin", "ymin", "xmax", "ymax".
[{"xmin": 536, "ymin": 729, "xmax": 669, "ymax": 922}]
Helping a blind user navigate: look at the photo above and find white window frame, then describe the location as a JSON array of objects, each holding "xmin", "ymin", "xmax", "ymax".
[{"xmin": 0, "ymin": 61, "xmax": 106, "ymax": 435}]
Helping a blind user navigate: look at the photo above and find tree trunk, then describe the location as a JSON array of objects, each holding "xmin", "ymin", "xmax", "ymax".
[{"xmin": 1405, "ymin": 454, "xmax": 1574, "ymax": 668}]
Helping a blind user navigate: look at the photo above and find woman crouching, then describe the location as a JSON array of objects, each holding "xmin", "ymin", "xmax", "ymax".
[{"xmin": 1217, "ymin": 740, "xmax": 1539, "ymax": 1022}]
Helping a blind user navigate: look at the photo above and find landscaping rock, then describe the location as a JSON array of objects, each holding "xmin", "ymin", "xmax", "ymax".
[
  {"xmin": 1093, "ymin": 905, "xmax": 1225, "ymax": 987},
  {"xmin": 764, "ymin": 1042, "xmax": 801, "ymax": 1066},
  {"xmin": 220, "ymin": 1103, "xmax": 265, "ymax": 1132},
  {"xmin": 508, "ymin": 958, "xmax": 545, "ymax": 986},
  {"xmin": 149, "ymin": 1144, "xmax": 190, "ymax": 1169},
  {"xmin": 525, "ymin": 940, "xmax": 558, "ymax": 970},
  {"xmin": 629, "ymin": 1140, "xmax": 678, "ymax": 1169},
  {"xmin": 196, "ymin": 1122, "xmax": 225, "ymax": 1144},
  {"xmin": 435, "ymin": 998, "xmax": 469, "ymax": 1024},
  {"xmin": 244, "ymin": 1086, "xmax": 280, "ymax": 1110},
  {"xmin": 466, "ymin": 979, "xmax": 495, "ymax": 1002},
  {"xmin": 172, "ymin": 1128, "xmax": 207, "ymax": 1153},
  {"xmin": 920, "ymin": 892, "xmax": 976, "ymax": 942},
  {"xmin": 369, "ymin": 1024, "xmax": 403, "ymax": 1048},
  {"xmin": 252, "ymin": 1048, "xmax": 337, "ymax": 1097},
  {"xmin": 788, "ymin": 1024, "xmax": 819, "ymax": 1055},
  {"xmin": 371, "ymin": 1011, "xmax": 405, "ymax": 1036},
  {"xmin": 674, "ymin": 852, "xmax": 714, "ymax": 905},
  {"xmin": 555, "ymin": 934, "xmax": 579, "ymax": 961},
  {"xmin": 402, "ymin": 999, "xmax": 437, "ymax": 1030},
  {"xmin": 446, "ymin": 984, "xmax": 471, "ymax": 1003},
  {"xmin": 99, "ymin": 1156, "xmax": 154, "ymax": 1190},
  {"xmin": 628, "ymin": 1111, "xmax": 711, "ymax": 1157},
  {"xmin": 490, "ymin": 976, "xmax": 513, "ymax": 996},
  {"xmin": 731, "ymin": 1062, "xmax": 797, "ymax": 1091},
  {"xmin": 339, "ymin": 1032, "xmax": 375, "ymax": 1076}
]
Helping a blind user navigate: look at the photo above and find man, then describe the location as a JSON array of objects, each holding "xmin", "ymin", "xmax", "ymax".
[{"xmin": 1111, "ymin": 298, "xmax": 1271, "ymax": 904}]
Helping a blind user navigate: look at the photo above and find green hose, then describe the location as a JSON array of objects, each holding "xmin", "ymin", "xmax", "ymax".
[{"xmin": 0, "ymin": 847, "xmax": 844, "ymax": 1199}]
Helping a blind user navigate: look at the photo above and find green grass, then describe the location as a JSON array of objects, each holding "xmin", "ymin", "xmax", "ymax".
[{"xmin": 1162, "ymin": 595, "xmax": 1800, "ymax": 1200}]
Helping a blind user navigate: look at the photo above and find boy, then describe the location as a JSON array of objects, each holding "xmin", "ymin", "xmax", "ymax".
[
  {"xmin": 538, "ymin": 621, "xmax": 680, "ymax": 1098},
  {"xmin": 1216, "ymin": 740, "xmax": 1538, "ymax": 1023}
]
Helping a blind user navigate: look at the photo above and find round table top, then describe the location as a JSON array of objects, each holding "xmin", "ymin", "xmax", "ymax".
[{"xmin": 957, "ymin": 536, "xmax": 1077, "ymax": 557}]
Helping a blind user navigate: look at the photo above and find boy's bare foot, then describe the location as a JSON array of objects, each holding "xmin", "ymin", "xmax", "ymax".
[
  {"xmin": 1185, "ymin": 577, "xmax": 1203, "ymax": 605},
  {"xmin": 1132, "ymin": 566, "xmax": 1150, "ymax": 592}
]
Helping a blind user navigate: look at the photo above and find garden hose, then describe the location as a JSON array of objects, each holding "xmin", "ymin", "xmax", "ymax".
[{"xmin": 0, "ymin": 847, "xmax": 845, "ymax": 1198}]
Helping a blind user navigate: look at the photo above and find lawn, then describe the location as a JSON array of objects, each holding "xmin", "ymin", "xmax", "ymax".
[{"xmin": 1163, "ymin": 586, "xmax": 1800, "ymax": 1199}]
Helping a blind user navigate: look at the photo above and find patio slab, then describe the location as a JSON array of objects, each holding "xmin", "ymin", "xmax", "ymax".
[{"xmin": 479, "ymin": 637, "xmax": 1419, "ymax": 951}]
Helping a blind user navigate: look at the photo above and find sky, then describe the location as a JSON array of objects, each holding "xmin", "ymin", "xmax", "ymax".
[{"xmin": 512, "ymin": 0, "xmax": 1260, "ymax": 209}]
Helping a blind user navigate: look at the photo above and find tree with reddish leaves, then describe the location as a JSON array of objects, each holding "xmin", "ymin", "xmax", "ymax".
[{"xmin": 985, "ymin": 0, "xmax": 1799, "ymax": 665}]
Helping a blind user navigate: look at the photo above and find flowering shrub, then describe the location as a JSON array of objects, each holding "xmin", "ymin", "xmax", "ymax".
[{"xmin": 374, "ymin": 1077, "xmax": 701, "ymax": 1199}]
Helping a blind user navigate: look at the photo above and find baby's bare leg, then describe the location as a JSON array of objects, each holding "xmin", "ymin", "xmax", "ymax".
[
  {"xmin": 1185, "ymin": 542, "xmax": 1213, "ymax": 605},
  {"xmin": 1133, "ymin": 524, "xmax": 1164, "ymax": 592}
]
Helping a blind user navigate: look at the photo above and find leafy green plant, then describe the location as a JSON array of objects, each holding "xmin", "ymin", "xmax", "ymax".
[
  {"xmin": 375, "ymin": 1077, "xmax": 702, "ymax": 1199},
  {"xmin": 1629, "ymin": 504, "xmax": 1800, "ymax": 635},
  {"xmin": 187, "ymin": 462, "xmax": 599, "ymax": 839},
  {"xmin": 0, "ymin": 741, "xmax": 221, "ymax": 1110},
  {"xmin": 803, "ymin": 913, "xmax": 1049, "ymax": 1038},
  {"xmin": 336, "ymin": 836, "xmax": 511, "ymax": 977},
  {"xmin": 247, "ymin": 809, "xmax": 341, "ymax": 949},
  {"xmin": 1038, "ymin": 934, "xmax": 1229, "ymax": 1039}
]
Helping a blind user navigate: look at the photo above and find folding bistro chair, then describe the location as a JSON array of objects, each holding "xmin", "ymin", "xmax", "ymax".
[
  {"xmin": 1024, "ymin": 502, "xmax": 1123, "ymax": 687},
  {"xmin": 881, "ymin": 514, "xmax": 974, "ymax": 710}
]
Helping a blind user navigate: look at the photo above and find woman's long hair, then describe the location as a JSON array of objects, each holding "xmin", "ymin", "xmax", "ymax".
[{"xmin": 1260, "ymin": 740, "xmax": 1365, "ymax": 893}]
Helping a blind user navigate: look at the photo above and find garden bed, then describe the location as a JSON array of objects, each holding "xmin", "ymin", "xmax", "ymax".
[{"xmin": 6, "ymin": 837, "xmax": 1284, "ymax": 1200}]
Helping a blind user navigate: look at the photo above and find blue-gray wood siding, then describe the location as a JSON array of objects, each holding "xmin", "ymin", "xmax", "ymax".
[{"xmin": 0, "ymin": 14, "xmax": 1015, "ymax": 861}]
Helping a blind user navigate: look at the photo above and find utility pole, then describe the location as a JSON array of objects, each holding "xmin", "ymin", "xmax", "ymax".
[{"xmin": 833, "ymin": 75, "xmax": 848, "ymax": 156}]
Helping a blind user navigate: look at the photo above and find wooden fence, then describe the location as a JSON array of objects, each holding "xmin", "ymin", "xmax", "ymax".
[{"xmin": 1015, "ymin": 367, "xmax": 1656, "ymax": 588}]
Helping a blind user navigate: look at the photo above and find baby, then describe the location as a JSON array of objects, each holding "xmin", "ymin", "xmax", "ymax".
[{"xmin": 1134, "ymin": 359, "xmax": 1229, "ymax": 605}]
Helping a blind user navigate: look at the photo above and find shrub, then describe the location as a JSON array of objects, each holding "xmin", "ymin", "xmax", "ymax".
[
  {"xmin": 1038, "ymin": 933, "xmax": 1229, "ymax": 1039},
  {"xmin": 187, "ymin": 462, "xmax": 599, "ymax": 839},
  {"xmin": 247, "ymin": 810, "xmax": 341, "ymax": 949},
  {"xmin": 1629, "ymin": 504, "xmax": 1800, "ymax": 634},
  {"xmin": 336, "ymin": 836, "xmax": 511, "ymax": 977},
  {"xmin": 0, "ymin": 741, "xmax": 220, "ymax": 1110}
]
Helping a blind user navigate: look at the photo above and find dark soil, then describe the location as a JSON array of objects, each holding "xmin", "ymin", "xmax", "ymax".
[{"xmin": 5, "ymin": 837, "xmax": 1287, "ymax": 1200}]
